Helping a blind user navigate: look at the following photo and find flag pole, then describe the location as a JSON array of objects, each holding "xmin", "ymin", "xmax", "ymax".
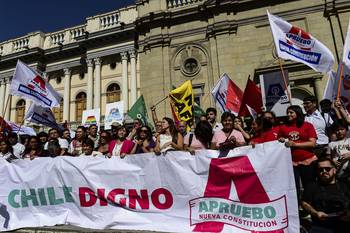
[
  {"xmin": 336, "ymin": 62, "xmax": 344, "ymax": 100},
  {"xmin": 152, "ymin": 96, "xmax": 169, "ymax": 108},
  {"xmin": 278, "ymin": 59, "xmax": 292, "ymax": 105}
]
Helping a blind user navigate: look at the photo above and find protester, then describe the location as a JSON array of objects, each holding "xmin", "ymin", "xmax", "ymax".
[
  {"xmin": 87, "ymin": 124, "xmax": 99, "ymax": 148},
  {"xmin": 130, "ymin": 125, "xmax": 156, "ymax": 154},
  {"xmin": 69, "ymin": 126, "xmax": 87, "ymax": 156},
  {"xmin": 127, "ymin": 119, "xmax": 143, "ymax": 140},
  {"xmin": 250, "ymin": 114, "xmax": 279, "ymax": 145},
  {"xmin": 7, "ymin": 132, "xmax": 25, "ymax": 159},
  {"xmin": 334, "ymin": 99, "xmax": 350, "ymax": 125},
  {"xmin": 47, "ymin": 139, "xmax": 63, "ymax": 157},
  {"xmin": 177, "ymin": 121, "xmax": 187, "ymax": 138},
  {"xmin": 184, "ymin": 121, "xmax": 213, "ymax": 155},
  {"xmin": 37, "ymin": 131, "xmax": 48, "ymax": 149},
  {"xmin": 278, "ymin": 105, "xmax": 317, "ymax": 201},
  {"xmin": 320, "ymin": 99, "xmax": 337, "ymax": 122},
  {"xmin": 154, "ymin": 117, "xmax": 183, "ymax": 154},
  {"xmin": 206, "ymin": 107, "xmax": 223, "ymax": 132},
  {"xmin": 233, "ymin": 117, "xmax": 251, "ymax": 142},
  {"xmin": 23, "ymin": 136, "xmax": 42, "ymax": 159},
  {"xmin": 110, "ymin": 122, "xmax": 121, "ymax": 139},
  {"xmin": 327, "ymin": 119, "xmax": 350, "ymax": 185},
  {"xmin": 211, "ymin": 112, "xmax": 245, "ymax": 150},
  {"xmin": 97, "ymin": 131, "xmax": 110, "ymax": 155},
  {"xmin": 80, "ymin": 138, "xmax": 103, "ymax": 157},
  {"xmin": 199, "ymin": 114, "xmax": 207, "ymax": 122},
  {"xmin": 45, "ymin": 128, "xmax": 69, "ymax": 155},
  {"xmin": 62, "ymin": 129, "xmax": 72, "ymax": 144},
  {"xmin": 108, "ymin": 125, "xmax": 134, "ymax": 158},
  {"xmin": 303, "ymin": 96, "xmax": 332, "ymax": 156},
  {"xmin": 302, "ymin": 158, "xmax": 350, "ymax": 233},
  {"xmin": 0, "ymin": 139, "xmax": 16, "ymax": 162}
]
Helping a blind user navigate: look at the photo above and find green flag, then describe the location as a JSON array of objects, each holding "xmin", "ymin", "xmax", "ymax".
[
  {"xmin": 193, "ymin": 103, "xmax": 205, "ymax": 118},
  {"xmin": 128, "ymin": 95, "xmax": 150, "ymax": 126}
]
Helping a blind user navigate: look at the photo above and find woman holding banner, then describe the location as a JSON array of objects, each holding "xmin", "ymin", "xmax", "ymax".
[
  {"xmin": 278, "ymin": 105, "xmax": 317, "ymax": 201},
  {"xmin": 154, "ymin": 117, "xmax": 183, "ymax": 155}
]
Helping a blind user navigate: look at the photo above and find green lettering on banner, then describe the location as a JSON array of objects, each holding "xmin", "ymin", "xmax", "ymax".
[
  {"xmin": 199, "ymin": 202, "xmax": 209, "ymax": 212},
  {"xmin": 37, "ymin": 188, "xmax": 48, "ymax": 206},
  {"xmin": 209, "ymin": 201, "xmax": 218, "ymax": 212},
  {"xmin": 252, "ymin": 207, "xmax": 263, "ymax": 219},
  {"xmin": 21, "ymin": 189, "xmax": 39, "ymax": 207},
  {"xmin": 264, "ymin": 206, "xmax": 276, "ymax": 218},
  {"xmin": 218, "ymin": 202, "xmax": 229, "ymax": 213},
  {"xmin": 62, "ymin": 186, "xmax": 74, "ymax": 203},
  {"xmin": 242, "ymin": 207, "xmax": 251, "ymax": 218},
  {"xmin": 230, "ymin": 204, "xmax": 241, "ymax": 216},
  {"xmin": 47, "ymin": 187, "xmax": 63, "ymax": 205},
  {"xmin": 8, "ymin": 190, "xmax": 20, "ymax": 208}
]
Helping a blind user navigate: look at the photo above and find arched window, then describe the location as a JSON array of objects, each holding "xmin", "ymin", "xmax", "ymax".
[
  {"xmin": 106, "ymin": 83, "xmax": 121, "ymax": 103},
  {"xmin": 53, "ymin": 100, "xmax": 63, "ymax": 123},
  {"xmin": 15, "ymin": 99, "xmax": 26, "ymax": 124},
  {"xmin": 75, "ymin": 92, "xmax": 86, "ymax": 122}
]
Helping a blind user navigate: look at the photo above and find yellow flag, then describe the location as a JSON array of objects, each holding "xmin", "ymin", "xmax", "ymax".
[{"xmin": 169, "ymin": 80, "xmax": 194, "ymax": 131}]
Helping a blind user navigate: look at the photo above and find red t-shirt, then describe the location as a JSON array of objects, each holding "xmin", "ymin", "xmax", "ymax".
[
  {"xmin": 251, "ymin": 127, "xmax": 279, "ymax": 144},
  {"xmin": 278, "ymin": 122, "xmax": 317, "ymax": 162}
]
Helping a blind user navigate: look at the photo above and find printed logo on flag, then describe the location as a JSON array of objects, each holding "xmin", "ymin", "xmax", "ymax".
[
  {"xmin": 17, "ymin": 75, "xmax": 52, "ymax": 106},
  {"xmin": 266, "ymin": 83, "xmax": 289, "ymax": 106}
]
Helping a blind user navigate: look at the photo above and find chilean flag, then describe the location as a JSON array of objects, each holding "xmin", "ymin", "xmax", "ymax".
[{"xmin": 211, "ymin": 73, "xmax": 243, "ymax": 115}]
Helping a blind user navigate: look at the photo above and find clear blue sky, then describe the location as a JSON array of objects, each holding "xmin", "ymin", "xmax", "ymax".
[{"xmin": 0, "ymin": 0, "xmax": 135, "ymax": 42}]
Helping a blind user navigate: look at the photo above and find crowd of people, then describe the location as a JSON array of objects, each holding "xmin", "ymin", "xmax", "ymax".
[{"xmin": 1, "ymin": 96, "xmax": 350, "ymax": 232}]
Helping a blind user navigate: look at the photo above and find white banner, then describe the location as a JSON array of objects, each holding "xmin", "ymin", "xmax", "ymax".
[
  {"xmin": 10, "ymin": 60, "xmax": 62, "ymax": 108},
  {"xmin": 82, "ymin": 108, "xmax": 100, "ymax": 128},
  {"xmin": 268, "ymin": 11, "xmax": 334, "ymax": 73},
  {"xmin": 0, "ymin": 142, "xmax": 299, "ymax": 232},
  {"xmin": 25, "ymin": 103, "xmax": 62, "ymax": 130},
  {"xmin": 104, "ymin": 101, "xmax": 124, "ymax": 130},
  {"xmin": 343, "ymin": 18, "xmax": 350, "ymax": 68}
]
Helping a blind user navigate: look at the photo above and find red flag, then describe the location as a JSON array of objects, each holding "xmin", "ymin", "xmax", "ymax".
[
  {"xmin": 238, "ymin": 79, "xmax": 263, "ymax": 117},
  {"xmin": 0, "ymin": 116, "xmax": 13, "ymax": 140}
]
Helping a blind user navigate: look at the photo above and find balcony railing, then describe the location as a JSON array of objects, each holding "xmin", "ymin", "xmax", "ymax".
[
  {"xmin": 70, "ymin": 25, "xmax": 86, "ymax": 39},
  {"xmin": 167, "ymin": 0, "xmax": 203, "ymax": 8},
  {"xmin": 99, "ymin": 12, "xmax": 119, "ymax": 29},
  {"xmin": 50, "ymin": 32, "xmax": 65, "ymax": 45},
  {"xmin": 13, "ymin": 37, "xmax": 30, "ymax": 51}
]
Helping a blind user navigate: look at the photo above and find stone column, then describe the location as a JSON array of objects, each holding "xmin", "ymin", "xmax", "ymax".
[
  {"xmin": 121, "ymin": 52, "xmax": 129, "ymax": 110},
  {"xmin": 63, "ymin": 68, "xmax": 71, "ymax": 122},
  {"xmin": 314, "ymin": 78, "xmax": 323, "ymax": 102},
  {"xmin": 94, "ymin": 57, "xmax": 101, "ymax": 109},
  {"xmin": 86, "ymin": 59, "xmax": 94, "ymax": 110},
  {"xmin": 130, "ymin": 50, "xmax": 137, "ymax": 106},
  {"xmin": 0, "ymin": 79, "xmax": 5, "ymax": 115},
  {"xmin": 4, "ymin": 78, "xmax": 11, "ymax": 121}
]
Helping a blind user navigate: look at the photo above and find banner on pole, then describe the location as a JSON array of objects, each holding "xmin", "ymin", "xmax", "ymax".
[
  {"xmin": 0, "ymin": 142, "xmax": 299, "ymax": 232},
  {"xmin": 25, "ymin": 103, "xmax": 62, "ymax": 130},
  {"xmin": 169, "ymin": 80, "xmax": 194, "ymax": 131},
  {"xmin": 259, "ymin": 71, "xmax": 291, "ymax": 117},
  {"xmin": 104, "ymin": 102, "xmax": 124, "ymax": 130},
  {"xmin": 268, "ymin": 11, "xmax": 334, "ymax": 73},
  {"xmin": 82, "ymin": 108, "xmax": 100, "ymax": 128}
]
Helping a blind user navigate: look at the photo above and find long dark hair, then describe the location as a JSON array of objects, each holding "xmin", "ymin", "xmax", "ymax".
[
  {"xmin": 287, "ymin": 105, "xmax": 305, "ymax": 128},
  {"xmin": 162, "ymin": 117, "xmax": 178, "ymax": 143},
  {"xmin": 137, "ymin": 125, "xmax": 153, "ymax": 142},
  {"xmin": 24, "ymin": 136, "xmax": 40, "ymax": 154},
  {"xmin": 0, "ymin": 139, "xmax": 13, "ymax": 154},
  {"xmin": 195, "ymin": 121, "xmax": 213, "ymax": 149}
]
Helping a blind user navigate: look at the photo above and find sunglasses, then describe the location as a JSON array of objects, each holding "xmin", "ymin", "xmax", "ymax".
[
  {"xmin": 140, "ymin": 129, "xmax": 148, "ymax": 132},
  {"xmin": 318, "ymin": 167, "xmax": 333, "ymax": 173}
]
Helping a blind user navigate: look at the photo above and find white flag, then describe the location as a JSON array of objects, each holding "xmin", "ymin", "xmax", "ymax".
[
  {"xmin": 343, "ymin": 18, "xmax": 350, "ymax": 68},
  {"xmin": 6, "ymin": 121, "xmax": 36, "ymax": 135},
  {"xmin": 267, "ymin": 11, "xmax": 334, "ymax": 73},
  {"xmin": 246, "ymin": 104, "xmax": 257, "ymax": 119},
  {"xmin": 10, "ymin": 60, "xmax": 62, "ymax": 108},
  {"xmin": 25, "ymin": 103, "xmax": 63, "ymax": 130}
]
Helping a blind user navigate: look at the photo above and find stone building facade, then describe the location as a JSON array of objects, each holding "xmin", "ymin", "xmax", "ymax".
[{"xmin": 0, "ymin": 0, "xmax": 350, "ymax": 127}]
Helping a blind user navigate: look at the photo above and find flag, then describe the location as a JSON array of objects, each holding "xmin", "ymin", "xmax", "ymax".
[
  {"xmin": 10, "ymin": 60, "xmax": 62, "ymax": 108},
  {"xmin": 246, "ymin": 104, "xmax": 258, "ymax": 119},
  {"xmin": 211, "ymin": 73, "xmax": 243, "ymax": 115},
  {"xmin": 267, "ymin": 11, "xmax": 334, "ymax": 73},
  {"xmin": 24, "ymin": 103, "xmax": 63, "ymax": 130},
  {"xmin": 193, "ymin": 103, "xmax": 205, "ymax": 118},
  {"xmin": 169, "ymin": 80, "xmax": 194, "ymax": 131},
  {"xmin": 0, "ymin": 116, "xmax": 12, "ymax": 140},
  {"xmin": 6, "ymin": 121, "xmax": 36, "ymax": 136},
  {"xmin": 326, "ymin": 64, "xmax": 350, "ymax": 112},
  {"xmin": 343, "ymin": 18, "xmax": 350, "ymax": 68},
  {"xmin": 238, "ymin": 79, "xmax": 263, "ymax": 117},
  {"xmin": 128, "ymin": 95, "xmax": 150, "ymax": 126}
]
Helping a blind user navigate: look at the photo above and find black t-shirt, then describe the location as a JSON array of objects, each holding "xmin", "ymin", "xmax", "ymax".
[{"xmin": 302, "ymin": 181, "xmax": 350, "ymax": 229}]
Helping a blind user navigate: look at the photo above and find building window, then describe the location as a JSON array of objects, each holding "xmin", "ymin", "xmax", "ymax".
[
  {"xmin": 53, "ymin": 101, "xmax": 63, "ymax": 123},
  {"xmin": 75, "ymin": 92, "xmax": 86, "ymax": 122},
  {"xmin": 15, "ymin": 99, "xmax": 26, "ymax": 124},
  {"xmin": 181, "ymin": 57, "xmax": 200, "ymax": 77},
  {"xmin": 106, "ymin": 83, "xmax": 121, "ymax": 103}
]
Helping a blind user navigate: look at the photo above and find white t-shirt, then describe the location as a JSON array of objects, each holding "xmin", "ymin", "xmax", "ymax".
[
  {"xmin": 44, "ymin": 138, "xmax": 69, "ymax": 150},
  {"xmin": 305, "ymin": 110, "xmax": 332, "ymax": 145},
  {"xmin": 12, "ymin": 143, "xmax": 25, "ymax": 159},
  {"xmin": 327, "ymin": 138, "xmax": 350, "ymax": 175}
]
